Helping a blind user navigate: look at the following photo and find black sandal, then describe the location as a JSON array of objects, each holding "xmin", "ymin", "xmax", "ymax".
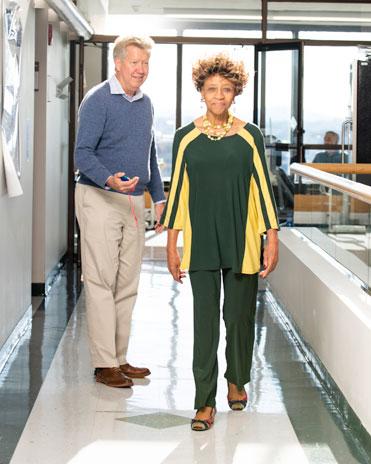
[
  {"xmin": 227, "ymin": 383, "xmax": 248, "ymax": 411},
  {"xmin": 191, "ymin": 407, "xmax": 216, "ymax": 431},
  {"xmin": 227, "ymin": 396, "xmax": 247, "ymax": 411}
]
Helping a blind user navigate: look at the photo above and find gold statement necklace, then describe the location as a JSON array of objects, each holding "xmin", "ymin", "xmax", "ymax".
[{"xmin": 202, "ymin": 112, "xmax": 234, "ymax": 141}]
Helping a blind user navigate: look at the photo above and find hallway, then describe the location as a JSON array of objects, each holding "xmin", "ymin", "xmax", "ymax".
[{"xmin": 0, "ymin": 237, "xmax": 369, "ymax": 464}]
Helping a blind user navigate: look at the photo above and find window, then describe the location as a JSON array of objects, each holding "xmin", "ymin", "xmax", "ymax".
[
  {"xmin": 267, "ymin": 1, "xmax": 371, "ymax": 37},
  {"xmin": 183, "ymin": 29, "xmax": 261, "ymax": 38},
  {"xmin": 303, "ymin": 46, "xmax": 357, "ymax": 161},
  {"xmin": 142, "ymin": 45, "xmax": 177, "ymax": 180},
  {"xmin": 181, "ymin": 44, "xmax": 255, "ymax": 126},
  {"xmin": 108, "ymin": 43, "xmax": 177, "ymax": 180}
]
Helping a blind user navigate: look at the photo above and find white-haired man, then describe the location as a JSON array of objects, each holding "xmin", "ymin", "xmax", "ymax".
[{"xmin": 75, "ymin": 36, "xmax": 165, "ymax": 387}]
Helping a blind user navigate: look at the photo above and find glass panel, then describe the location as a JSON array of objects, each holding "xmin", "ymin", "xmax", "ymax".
[
  {"xmin": 181, "ymin": 44, "xmax": 255, "ymax": 126},
  {"xmin": 258, "ymin": 49, "xmax": 298, "ymax": 151},
  {"xmin": 256, "ymin": 48, "xmax": 298, "ymax": 225},
  {"xmin": 303, "ymin": 46, "xmax": 357, "ymax": 155},
  {"xmin": 108, "ymin": 43, "xmax": 177, "ymax": 180},
  {"xmin": 183, "ymin": 29, "xmax": 261, "ymax": 38},
  {"xmin": 305, "ymin": 148, "xmax": 350, "ymax": 164},
  {"xmin": 293, "ymin": 173, "xmax": 371, "ymax": 291},
  {"xmin": 300, "ymin": 31, "xmax": 371, "ymax": 40},
  {"xmin": 142, "ymin": 45, "xmax": 177, "ymax": 180},
  {"xmin": 267, "ymin": 2, "xmax": 371, "ymax": 36},
  {"xmin": 266, "ymin": 31, "xmax": 293, "ymax": 39},
  {"xmin": 183, "ymin": 30, "xmax": 292, "ymax": 39}
]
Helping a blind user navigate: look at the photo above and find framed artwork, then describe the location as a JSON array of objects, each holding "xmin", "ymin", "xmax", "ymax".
[{"xmin": 1, "ymin": 0, "xmax": 23, "ymax": 197}]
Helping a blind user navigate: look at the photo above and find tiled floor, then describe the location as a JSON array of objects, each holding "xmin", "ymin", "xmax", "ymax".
[{"xmin": 1, "ymin": 238, "xmax": 370, "ymax": 464}]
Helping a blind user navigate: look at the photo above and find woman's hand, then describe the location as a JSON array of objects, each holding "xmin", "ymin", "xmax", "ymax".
[
  {"xmin": 167, "ymin": 248, "xmax": 186, "ymax": 283},
  {"xmin": 259, "ymin": 229, "xmax": 279, "ymax": 279},
  {"xmin": 167, "ymin": 229, "xmax": 186, "ymax": 283}
]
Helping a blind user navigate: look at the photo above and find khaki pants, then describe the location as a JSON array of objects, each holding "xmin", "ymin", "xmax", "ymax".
[{"xmin": 75, "ymin": 183, "xmax": 145, "ymax": 367}]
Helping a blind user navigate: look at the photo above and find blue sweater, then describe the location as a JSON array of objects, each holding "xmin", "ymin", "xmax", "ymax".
[{"xmin": 74, "ymin": 80, "xmax": 165, "ymax": 203}]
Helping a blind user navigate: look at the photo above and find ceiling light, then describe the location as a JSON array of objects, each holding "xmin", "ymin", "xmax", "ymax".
[
  {"xmin": 272, "ymin": 15, "xmax": 371, "ymax": 23},
  {"xmin": 45, "ymin": 0, "xmax": 94, "ymax": 39},
  {"xmin": 164, "ymin": 14, "xmax": 260, "ymax": 20}
]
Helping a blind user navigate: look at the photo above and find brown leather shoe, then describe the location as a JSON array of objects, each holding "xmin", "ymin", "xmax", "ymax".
[
  {"xmin": 95, "ymin": 367, "xmax": 133, "ymax": 388},
  {"xmin": 120, "ymin": 363, "xmax": 151, "ymax": 378}
]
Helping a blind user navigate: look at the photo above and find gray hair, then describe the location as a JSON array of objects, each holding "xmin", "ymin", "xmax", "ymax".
[{"xmin": 113, "ymin": 35, "xmax": 155, "ymax": 61}]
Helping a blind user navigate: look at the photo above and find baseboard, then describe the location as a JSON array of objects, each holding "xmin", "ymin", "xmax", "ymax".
[
  {"xmin": 31, "ymin": 282, "xmax": 46, "ymax": 296},
  {"xmin": 31, "ymin": 254, "xmax": 67, "ymax": 296}
]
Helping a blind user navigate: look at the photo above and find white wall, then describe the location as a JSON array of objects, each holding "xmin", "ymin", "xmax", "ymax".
[
  {"xmin": 45, "ymin": 19, "xmax": 69, "ymax": 278},
  {"xmin": 32, "ymin": 10, "xmax": 69, "ymax": 284},
  {"xmin": 268, "ymin": 228, "xmax": 371, "ymax": 435},
  {"xmin": 32, "ymin": 8, "xmax": 47, "ymax": 284},
  {"xmin": 1, "ymin": 2, "xmax": 70, "ymax": 353},
  {"xmin": 0, "ymin": 3, "xmax": 35, "ymax": 348}
]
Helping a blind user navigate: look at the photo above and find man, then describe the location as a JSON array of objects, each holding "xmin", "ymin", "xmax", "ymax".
[
  {"xmin": 312, "ymin": 131, "xmax": 348, "ymax": 163},
  {"xmin": 75, "ymin": 36, "xmax": 165, "ymax": 388}
]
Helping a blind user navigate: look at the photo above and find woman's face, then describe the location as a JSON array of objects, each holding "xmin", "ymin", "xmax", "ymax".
[{"xmin": 201, "ymin": 74, "xmax": 235, "ymax": 117}]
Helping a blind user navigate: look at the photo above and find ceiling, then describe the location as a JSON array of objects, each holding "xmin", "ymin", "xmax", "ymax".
[
  {"xmin": 76, "ymin": 0, "xmax": 371, "ymax": 34},
  {"xmin": 106, "ymin": 0, "xmax": 371, "ymax": 15}
]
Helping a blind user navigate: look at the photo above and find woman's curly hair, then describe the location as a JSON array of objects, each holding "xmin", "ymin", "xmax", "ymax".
[{"xmin": 192, "ymin": 53, "xmax": 248, "ymax": 96}]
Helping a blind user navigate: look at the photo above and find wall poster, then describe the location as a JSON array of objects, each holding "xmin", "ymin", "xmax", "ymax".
[{"xmin": 1, "ymin": 0, "xmax": 23, "ymax": 197}]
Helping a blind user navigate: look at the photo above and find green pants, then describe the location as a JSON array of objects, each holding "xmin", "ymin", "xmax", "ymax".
[{"xmin": 189, "ymin": 269, "xmax": 258, "ymax": 409}]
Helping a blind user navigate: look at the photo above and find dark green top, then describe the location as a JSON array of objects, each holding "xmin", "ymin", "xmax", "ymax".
[{"xmin": 161, "ymin": 122, "xmax": 278, "ymax": 274}]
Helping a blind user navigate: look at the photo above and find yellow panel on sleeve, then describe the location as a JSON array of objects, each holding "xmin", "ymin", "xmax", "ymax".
[
  {"xmin": 239, "ymin": 128, "xmax": 278, "ymax": 231},
  {"xmin": 242, "ymin": 177, "xmax": 262, "ymax": 274},
  {"xmin": 179, "ymin": 168, "xmax": 192, "ymax": 270},
  {"xmin": 163, "ymin": 128, "xmax": 200, "ymax": 227}
]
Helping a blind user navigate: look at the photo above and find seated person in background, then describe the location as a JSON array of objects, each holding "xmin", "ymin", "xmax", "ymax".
[{"xmin": 312, "ymin": 131, "xmax": 348, "ymax": 163}]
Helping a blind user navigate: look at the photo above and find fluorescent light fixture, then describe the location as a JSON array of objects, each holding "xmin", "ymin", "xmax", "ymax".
[
  {"xmin": 272, "ymin": 15, "xmax": 371, "ymax": 23},
  {"xmin": 45, "ymin": 0, "xmax": 94, "ymax": 39},
  {"xmin": 164, "ymin": 14, "xmax": 260, "ymax": 20}
]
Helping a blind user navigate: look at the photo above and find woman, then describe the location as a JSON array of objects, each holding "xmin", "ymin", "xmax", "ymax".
[{"xmin": 161, "ymin": 53, "xmax": 279, "ymax": 431}]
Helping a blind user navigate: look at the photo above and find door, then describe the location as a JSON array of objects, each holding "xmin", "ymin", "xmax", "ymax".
[{"xmin": 254, "ymin": 42, "xmax": 303, "ymax": 220}]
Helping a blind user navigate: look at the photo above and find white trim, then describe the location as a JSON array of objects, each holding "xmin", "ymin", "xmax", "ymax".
[{"xmin": 0, "ymin": 305, "xmax": 32, "ymax": 374}]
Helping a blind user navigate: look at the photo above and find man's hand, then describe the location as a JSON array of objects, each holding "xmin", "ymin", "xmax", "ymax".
[
  {"xmin": 106, "ymin": 172, "xmax": 139, "ymax": 193},
  {"xmin": 154, "ymin": 202, "xmax": 165, "ymax": 233},
  {"xmin": 259, "ymin": 229, "xmax": 279, "ymax": 279}
]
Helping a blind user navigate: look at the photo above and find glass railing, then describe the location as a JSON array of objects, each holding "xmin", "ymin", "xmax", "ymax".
[{"xmin": 289, "ymin": 163, "xmax": 371, "ymax": 292}]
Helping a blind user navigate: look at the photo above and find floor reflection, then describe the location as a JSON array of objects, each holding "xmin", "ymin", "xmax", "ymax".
[
  {"xmin": 2, "ymin": 256, "xmax": 370, "ymax": 464},
  {"xmin": 0, "ymin": 262, "xmax": 82, "ymax": 464},
  {"xmin": 165, "ymin": 280, "xmax": 180, "ymax": 410}
]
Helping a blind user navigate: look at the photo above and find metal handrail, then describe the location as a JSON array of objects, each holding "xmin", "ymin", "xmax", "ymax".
[
  {"xmin": 290, "ymin": 163, "xmax": 371, "ymax": 205},
  {"xmin": 304, "ymin": 163, "xmax": 371, "ymax": 174},
  {"xmin": 341, "ymin": 118, "xmax": 352, "ymax": 164}
]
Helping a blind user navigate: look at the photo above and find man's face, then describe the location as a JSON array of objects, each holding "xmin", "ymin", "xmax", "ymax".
[
  {"xmin": 324, "ymin": 133, "xmax": 338, "ymax": 145},
  {"xmin": 115, "ymin": 45, "xmax": 150, "ymax": 95}
]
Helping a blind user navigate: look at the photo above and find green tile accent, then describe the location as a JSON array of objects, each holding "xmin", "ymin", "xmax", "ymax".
[{"xmin": 116, "ymin": 412, "xmax": 190, "ymax": 429}]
